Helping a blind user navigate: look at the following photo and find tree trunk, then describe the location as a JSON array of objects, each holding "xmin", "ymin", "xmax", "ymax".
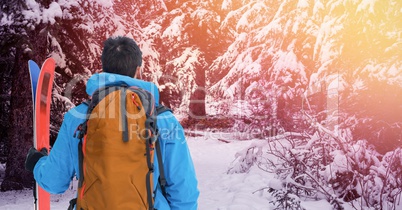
[
  {"xmin": 1, "ymin": 26, "xmax": 47, "ymax": 191},
  {"xmin": 0, "ymin": 57, "xmax": 13, "ymax": 163},
  {"xmin": 188, "ymin": 66, "xmax": 206, "ymax": 119},
  {"xmin": 1, "ymin": 47, "xmax": 35, "ymax": 191}
]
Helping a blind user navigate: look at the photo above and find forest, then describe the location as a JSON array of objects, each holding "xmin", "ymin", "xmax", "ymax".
[{"xmin": 0, "ymin": 0, "xmax": 401, "ymax": 209}]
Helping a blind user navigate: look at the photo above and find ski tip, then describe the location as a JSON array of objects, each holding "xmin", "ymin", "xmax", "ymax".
[
  {"xmin": 28, "ymin": 60, "xmax": 40, "ymax": 68},
  {"xmin": 41, "ymin": 57, "xmax": 56, "ymax": 72},
  {"xmin": 44, "ymin": 57, "xmax": 56, "ymax": 64}
]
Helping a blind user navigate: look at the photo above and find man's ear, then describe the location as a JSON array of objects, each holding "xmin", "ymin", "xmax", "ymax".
[{"xmin": 135, "ymin": 66, "xmax": 142, "ymax": 79}]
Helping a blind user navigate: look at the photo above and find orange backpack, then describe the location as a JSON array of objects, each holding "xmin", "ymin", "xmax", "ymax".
[{"xmin": 70, "ymin": 85, "xmax": 167, "ymax": 210}]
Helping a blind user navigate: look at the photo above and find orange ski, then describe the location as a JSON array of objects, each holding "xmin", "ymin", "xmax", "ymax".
[{"xmin": 34, "ymin": 58, "xmax": 55, "ymax": 210}]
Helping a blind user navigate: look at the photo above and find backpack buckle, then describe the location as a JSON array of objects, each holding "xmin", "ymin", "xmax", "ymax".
[{"xmin": 73, "ymin": 122, "xmax": 87, "ymax": 139}]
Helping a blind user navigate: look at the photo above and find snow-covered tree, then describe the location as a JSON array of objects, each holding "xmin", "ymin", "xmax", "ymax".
[{"xmin": 209, "ymin": 0, "xmax": 401, "ymax": 148}]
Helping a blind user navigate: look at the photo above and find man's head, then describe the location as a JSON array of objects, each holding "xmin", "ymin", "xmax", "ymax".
[{"xmin": 101, "ymin": 36, "xmax": 142, "ymax": 78}]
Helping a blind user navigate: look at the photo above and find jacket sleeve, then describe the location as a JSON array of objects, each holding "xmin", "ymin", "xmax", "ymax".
[
  {"xmin": 33, "ymin": 107, "xmax": 84, "ymax": 194},
  {"xmin": 157, "ymin": 112, "xmax": 200, "ymax": 210}
]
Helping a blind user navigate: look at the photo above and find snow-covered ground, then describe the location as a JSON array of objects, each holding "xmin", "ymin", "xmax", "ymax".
[{"xmin": 0, "ymin": 133, "xmax": 342, "ymax": 210}]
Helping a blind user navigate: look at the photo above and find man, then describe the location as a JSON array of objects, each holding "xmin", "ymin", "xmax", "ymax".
[{"xmin": 25, "ymin": 36, "xmax": 199, "ymax": 209}]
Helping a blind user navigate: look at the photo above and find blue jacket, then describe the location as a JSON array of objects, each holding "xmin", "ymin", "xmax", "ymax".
[{"xmin": 34, "ymin": 73, "xmax": 199, "ymax": 210}]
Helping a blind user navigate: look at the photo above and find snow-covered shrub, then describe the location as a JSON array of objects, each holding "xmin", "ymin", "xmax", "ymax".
[
  {"xmin": 228, "ymin": 141, "xmax": 263, "ymax": 173},
  {"xmin": 229, "ymin": 121, "xmax": 402, "ymax": 209},
  {"xmin": 269, "ymin": 188, "xmax": 306, "ymax": 210}
]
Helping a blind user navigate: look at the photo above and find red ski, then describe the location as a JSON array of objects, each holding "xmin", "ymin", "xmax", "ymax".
[{"xmin": 34, "ymin": 58, "xmax": 55, "ymax": 210}]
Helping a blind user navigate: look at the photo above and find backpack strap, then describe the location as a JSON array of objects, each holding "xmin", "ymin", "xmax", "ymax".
[
  {"xmin": 156, "ymin": 105, "xmax": 172, "ymax": 115},
  {"xmin": 120, "ymin": 87, "xmax": 129, "ymax": 142},
  {"xmin": 74, "ymin": 99, "xmax": 91, "ymax": 189},
  {"xmin": 155, "ymin": 105, "xmax": 172, "ymax": 198},
  {"xmin": 82, "ymin": 99, "xmax": 90, "ymax": 106},
  {"xmin": 67, "ymin": 198, "xmax": 77, "ymax": 210}
]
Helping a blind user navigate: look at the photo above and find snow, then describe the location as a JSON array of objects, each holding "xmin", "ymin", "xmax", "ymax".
[
  {"xmin": 191, "ymin": 136, "xmax": 273, "ymax": 209},
  {"xmin": 297, "ymin": 0, "xmax": 309, "ymax": 8},
  {"xmin": 0, "ymin": 14, "xmax": 14, "ymax": 26},
  {"xmin": 42, "ymin": 2, "xmax": 63, "ymax": 24},
  {"xmin": 357, "ymin": 0, "xmax": 377, "ymax": 14},
  {"xmin": 162, "ymin": 15, "xmax": 184, "ymax": 39},
  {"xmin": 0, "ymin": 132, "xmax": 337, "ymax": 210},
  {"xmin": 23, "ymin": 1, "xmax": 62, "ymax": 25},
  {"xmin": 221, "ymin": 0, "xmax": 232, "ymax": 10},
  {"xmin": 272, "ymin": 49, "xmax": 306, "ymax": 81},
  {"xmin": 95, "ymin": 0, "xmax": 113, "ymax": 8}
]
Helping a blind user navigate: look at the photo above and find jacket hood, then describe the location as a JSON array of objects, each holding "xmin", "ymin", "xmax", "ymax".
[{"xmin": 86, "ymin": 72, "xmax": 160, "ymax": 106}]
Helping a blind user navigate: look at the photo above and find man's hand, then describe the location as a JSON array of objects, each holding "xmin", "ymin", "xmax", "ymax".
[{"xmin": 25, "ymin": 147, "xmax": 48, "ymax": 172}]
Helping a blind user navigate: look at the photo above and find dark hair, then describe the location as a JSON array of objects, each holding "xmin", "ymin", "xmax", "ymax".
[{"xmin": 101, "ymin": 36, "xmax": 142, "ymax": 77}]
